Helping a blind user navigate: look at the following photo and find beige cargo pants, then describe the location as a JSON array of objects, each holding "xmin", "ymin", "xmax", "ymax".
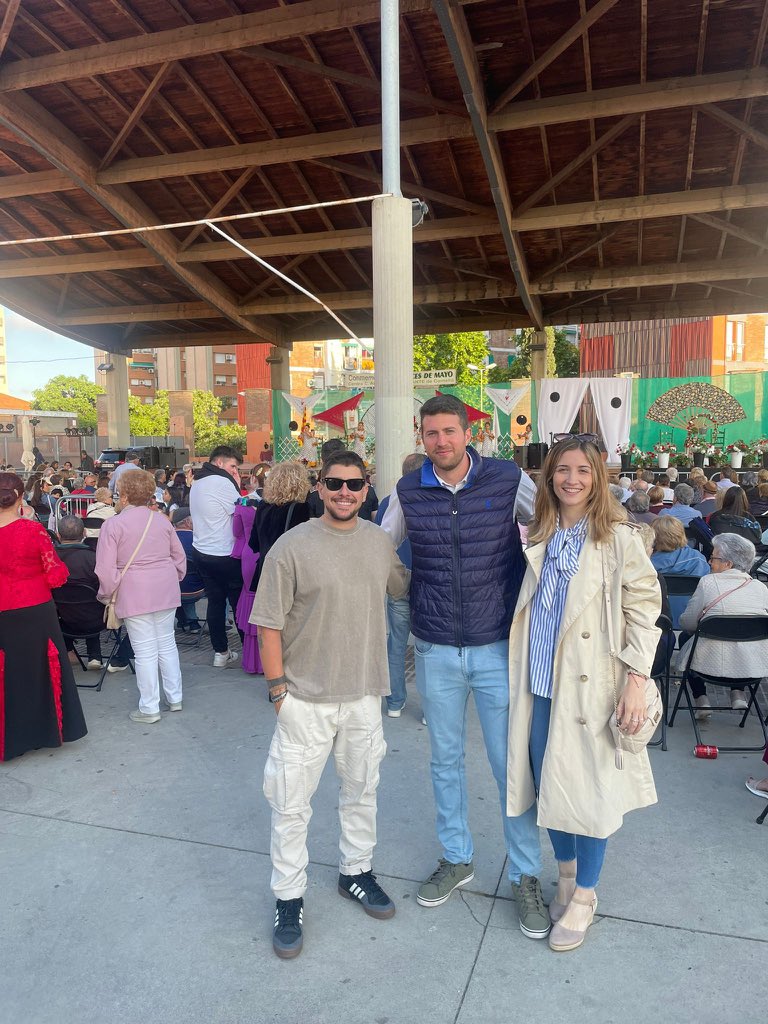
[{"xmin": 263, "ymin": 693, "xmax": 386, "ymax": 899}]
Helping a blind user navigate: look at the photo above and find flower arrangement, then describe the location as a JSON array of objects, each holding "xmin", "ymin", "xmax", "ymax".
[
  {"xmin": 633, "ymin": 450, "xmax": 655, "ymax": 468},
  {"xmin": 674, "ymin": 451, "xmax": 692, "ymax": 467},
  {"xmin": 688, "ymin": 439, "xmax": 708, "ymax": 453},
  {"xmin": 615, "ymin": 441, "xmax": 638, "ymax": 455},
  {"xmin": 653, "ymin": 441, "xmax": 677, "ymax": 454},
  {"xmin": 751, "ymin": 439, "xmax": 768, "ymax": 455},
  {"xmin": 726, "ymin": 439, "xmax": 749, "ymax": 453}
]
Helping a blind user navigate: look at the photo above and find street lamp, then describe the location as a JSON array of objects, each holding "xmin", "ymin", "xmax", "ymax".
[
  {"xmin": 465, "ymin": 356, "xmax": 497, "ymax": 413},
  {"xmin": 0, "ymin": 422, "xmax": 14, "ymax": 467}
]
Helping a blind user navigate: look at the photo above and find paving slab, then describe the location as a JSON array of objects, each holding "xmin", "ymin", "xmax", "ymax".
[{"xmin": 0, "ymin": 655, "xmax": 766, "ymax": 1024}]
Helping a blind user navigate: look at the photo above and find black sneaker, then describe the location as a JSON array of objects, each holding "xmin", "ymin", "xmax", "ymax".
[
  {"xmin": 338, "ymin": 870, "xmax": 396, "ymax": 919},
  {"xmin": 272, "ymin": 897, "xmax": 304, "ymax": 959}
]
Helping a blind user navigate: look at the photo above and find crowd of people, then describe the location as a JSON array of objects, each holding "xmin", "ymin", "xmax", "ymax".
[{"xmin": 1, "ymin": 422, "xmax": 766, "ymax": 966}]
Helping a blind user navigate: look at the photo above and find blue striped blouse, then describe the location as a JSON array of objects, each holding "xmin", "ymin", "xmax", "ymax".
[{"xmin": 528, "ymin": 517, "xmax": 588, "ymax": 699}]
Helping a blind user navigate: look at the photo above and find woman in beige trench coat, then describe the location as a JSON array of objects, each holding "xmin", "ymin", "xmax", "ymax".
[{"xmin": 507, "ymin": 436, "xmax": 660, "ymax": 952}]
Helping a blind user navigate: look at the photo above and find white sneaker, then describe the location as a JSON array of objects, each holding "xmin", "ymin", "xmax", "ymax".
[
  {"xmin": 107, "ymin": 663, "xmax": 129, "ymax": 673},
  {"xmin": 129, "ymin": 710, "xmax": 161, "ymax": 724},
  {"xmin": 86, "ymin": 659, "xmax": 103, "ymax": 670},
  {"xmin": 386, "ymin": 704, "xmax": 404, "ymax": 718},
  {"xmin": 213, "ymin": 649, "xmax": 238, "ymax": 668},
  {"xmin": 167, "ymin": 702, "xmax": 182, "ymax": 712},
  {"xmin": 694, "ymin": 696, "xmax": 712, "ymax": 721},
  {"xmin": 731, "ymin": 693, "xmax": 749, "ymax": 711}
]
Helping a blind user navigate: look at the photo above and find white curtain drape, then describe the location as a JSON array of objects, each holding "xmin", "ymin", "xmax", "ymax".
[
  {"xmin": 589, "ymin": 378, "xmax": 632, "ymax": 461},
  {"xmin": 537, "ymin": 378, "xmax": 590, "ymax": 444}
]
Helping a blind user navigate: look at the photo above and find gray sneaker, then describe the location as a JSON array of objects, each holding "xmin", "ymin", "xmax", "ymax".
[
  {"xmin": 511, "ymin": 874, "xmax": 550, "ymax": 939},
  {"xmin": 417, "ymin": 858, "xmax": 474, "ymax": 907}
]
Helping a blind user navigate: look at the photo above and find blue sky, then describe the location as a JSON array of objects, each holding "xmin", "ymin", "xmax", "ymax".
[{"xmin": 2, "ymin": 307, "xmax": 96, "ymax": 400}]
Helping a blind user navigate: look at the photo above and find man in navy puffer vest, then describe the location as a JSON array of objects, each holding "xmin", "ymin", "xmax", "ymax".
[{"xmin": 381, "ymin": 394, "xmax": 548, "ymax": 939}]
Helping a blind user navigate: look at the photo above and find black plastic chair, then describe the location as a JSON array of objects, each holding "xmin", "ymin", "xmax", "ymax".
[
  {"xmin": 662, "ymin": 574, "xmax": 701, "ymax": 631},
  {"xmin": 668, "ymin": 615, "xmax": 768, "ymax": 752},
  {"xmin": 54, "ymin": 581, "xmax": 134, "ymax": 691},
  {"xmin": 175, "ymin": 587, "xmax": 208, "ymax": 648},
  {"xmin": 648, "ymin": 613, "xmax": 674, "ymax": 752}
]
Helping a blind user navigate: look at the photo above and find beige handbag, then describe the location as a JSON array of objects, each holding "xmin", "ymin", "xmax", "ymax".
[
  {"xmin": 104, "ymin": 512, "xmax": 154, "ymax": 630},
  {"xmin": 602, "ymin": 546, "xmax": 663, "ymax": 769}
]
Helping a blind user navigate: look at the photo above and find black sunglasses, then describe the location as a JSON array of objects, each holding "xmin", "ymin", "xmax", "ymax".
[
  {"xmin": 552, "ymin": 432, "xmax": 600, "ymax": 446},
  {"xmin": 322, "ymin": 476, "xmax": 366, "ymax": 492}
]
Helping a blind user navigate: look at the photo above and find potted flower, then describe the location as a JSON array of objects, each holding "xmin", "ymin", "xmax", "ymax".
[
  {"xmin": 688, "ymin": 440, "xmax": 707, "ymax": 468},
  {"xmin": 674, "ymin": 451, "xmax": 692, "ymax": 469},
  {"xmin": 616, "ymin": 441, "xmax": 636, "ymax": 472},
  {"xmin": 726, "ymin": 439, "xmax": 749, "ymax": 469},
  {"xmin": 633, "ymin": 449, "xmax": 654, "ymax": 469},
  {"xmin": 653, "ymin": 441, "xmax": 676, "ymax": 470}
]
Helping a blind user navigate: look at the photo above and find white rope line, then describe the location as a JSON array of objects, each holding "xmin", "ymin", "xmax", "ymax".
[
  {"xmin": 0, "ymin": 193, "xmax": 389, "ymax": 248},
  {"xmin": 205, "ymin": 219, "xmax": 361, "ymax": 342}
]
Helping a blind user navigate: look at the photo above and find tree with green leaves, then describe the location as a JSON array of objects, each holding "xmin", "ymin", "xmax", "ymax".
[
  {"xmin": 129, "ymin": 391, "xmax": 170, "ymax": 437},
  {"xmin": 31, "ymin": 374, "xmax": 104, "ymax": 430},
  {"xmin": 413, "ymin": 331, "xmax": 491, "ymax": 385},
  {"xmin": 488, "ymin": 327, "xmax": 578, "ymax": 381}
]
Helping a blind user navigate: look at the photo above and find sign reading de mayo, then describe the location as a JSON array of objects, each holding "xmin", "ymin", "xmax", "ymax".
[
  {"xmin": 342, "ymin": 368, "xmax": 457, "ymax": 388},
  {"xmin": 412, "ymin": 368, "xmax": 457, "ymax": 387}
]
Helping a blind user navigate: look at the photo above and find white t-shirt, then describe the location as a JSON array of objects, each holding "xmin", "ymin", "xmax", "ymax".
[{"xmin": 190, "ymin": 474, "xmax": 239, "ymax": 556}]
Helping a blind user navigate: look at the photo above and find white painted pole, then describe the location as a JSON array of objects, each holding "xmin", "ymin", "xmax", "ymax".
[
  {"xmin": 374, "ymin": 0, "xmax": 413, "ymax": 497},
  {"xmin": 373, "ymin": 197, "xmax": 413, "ymax": 497}
]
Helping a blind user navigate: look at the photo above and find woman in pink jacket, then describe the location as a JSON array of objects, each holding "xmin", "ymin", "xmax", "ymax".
[{"xmin": 96, "ymin": 469, "xmax": 187, "ymax": 724}]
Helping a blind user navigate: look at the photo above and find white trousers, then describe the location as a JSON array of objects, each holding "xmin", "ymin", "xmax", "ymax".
[
  {"xmin": 263, "ymin": 694, "xmax": 386, "ymax": 900},
  {"xmin": 124, "ymin": 608, "xmax": 183, "ymax": 714}
]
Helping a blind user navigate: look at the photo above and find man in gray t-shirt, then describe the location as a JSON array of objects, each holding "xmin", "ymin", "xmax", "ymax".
[{"xmin": 251, "ymin": 451, "xmax": 409, "ymax": 960}]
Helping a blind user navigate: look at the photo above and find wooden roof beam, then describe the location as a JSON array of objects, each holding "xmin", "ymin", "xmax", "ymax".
[
  {"xmin": 490, "ymin": 68, "xmax": 768, "ymax": 133},
  {"xmin": 433, "ymin": 0, "xmax": 542, "ymax": 328},
  {"xmin": 491, "ymin": 0, "xmax": 621, "ymax": 113},
  {"xmin": 59, "ymin": 280, "xmax": 519, "ymax": 324},
  {"xmin": 0, "ymin": 215, "xmax": 498, "ymax": 277},
  {"xmin": 688, "ymin": 212, "xmax": 768, "ymax": 252},
  {"xmin": 556, "ymin": 294, "xmax": 768, "ymax": 325},
  {"xmin": 0, "ymin": 0, "xmax": 461, "ymax": 93},
  {"xmin": 534, "ymin": 256, "xmax": 768, "ymax": 294},
  {"xmin": 241, "ymin": 44, "xmax": 466, "ymax": 117},
  {"xmin": 0, "ymin": 0, "xmax": 20, "ymax": 60},
  {"xmin": 512, "ymin": 181, "xmax": 768, "ymax": 231},
  {"xmin": 699, "ymin": 102, "xmax": 768, "ymax": 154},
  {"xmin": 98, "ymin": 115, "xmax": 473, "ymax": 185},
  {"xmin": 0, "ymin": 89, "xmax": 282, "ymax": 345}
]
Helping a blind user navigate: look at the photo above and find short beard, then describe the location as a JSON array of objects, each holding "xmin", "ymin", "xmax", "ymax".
[
  {"xmin": 324, "ymin": 503, "xmax": 360, "ymax": 522},
  {"xmin": 427, "ymin": 447, "xmax": 467, "ymax": 473}
]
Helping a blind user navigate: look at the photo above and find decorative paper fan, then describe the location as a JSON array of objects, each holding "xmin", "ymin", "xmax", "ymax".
[{"xmin": 646, "ymin": 382, "xmax": 746, "ymax": 431}]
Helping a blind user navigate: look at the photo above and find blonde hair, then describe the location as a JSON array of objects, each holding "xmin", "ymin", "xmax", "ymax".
[
  {"xmin": 647, "ymin": 485, "xmax": 664, "ymax": 504},
  {"xmin": 263, "ymin": 461, "xmax": 310, "ymax": 506},
  {"xmin": 652, "ymin": 515, "xmax": 687, "ymax": 552},
  {"xmin": 528, "ymin": 438, "xmax": 625, "ymax": 545},
  {"xmin": 689, "ymin": 467, "xmax": 706, "ymax": 480},
  {"xmin": 117, "ymin": 468, "xmax": 155, "ymax": 507},
  {"xmin": 93, "ymin": 487, "xmax": 112, "ymax": 503}
]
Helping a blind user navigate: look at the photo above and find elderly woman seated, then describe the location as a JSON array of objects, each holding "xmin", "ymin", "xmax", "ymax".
[
  {"xmin": 678, "ymin": 533, "xmax": 768, "ymax": 719},
  {"xmin": 650, "ymin": 516, "xmax": 710, "ymax": 577},
  {"xmin": 626, "ymin": 490, "xmax": 656, "ymax": 524}
]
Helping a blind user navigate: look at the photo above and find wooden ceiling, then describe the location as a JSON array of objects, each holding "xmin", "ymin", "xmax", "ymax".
[{"xmin": 1, "ymin": 0, "xmax": 768, "ymax": 354}]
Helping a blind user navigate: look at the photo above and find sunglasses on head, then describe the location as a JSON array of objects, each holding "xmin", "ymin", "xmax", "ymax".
[
  {"xmin": 552, "ymin": 432, "xmax": 600, "ymax": 447},
  {"xmin": 322, "ymin": 476, "xmax": 366, "ymax": 492}
]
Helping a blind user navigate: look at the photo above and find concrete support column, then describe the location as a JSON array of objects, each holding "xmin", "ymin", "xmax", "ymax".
[
  {"xmin": 268, "ymin": 346, "xmax": 291, "ymax": 393},
  {"xmin": 530, "ymin": 329, "xmax": 549, "ymax": 383},
  {"xmin": 156, "ymin": 348, "xmax": 181, "ymax": 391},
  {"xmin": 185, "ymin": 346, "xmax": 213, "ymax": 391},
  {"xmin": 268, "ymin": 345, "xmax": 292, "ymax": 456},
  {"xmin": 373, "ymin": 195, "xmax": 413, "ymax": 497},
  {"xmin": 106, "ymin": 354, "xmax": 130, "ymax": 447}
]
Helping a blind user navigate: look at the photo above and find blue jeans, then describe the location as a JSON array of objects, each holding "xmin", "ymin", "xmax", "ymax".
[
  {"xmin": 386, "ymin": 596, "xmax": 411, "ymax": 711},
  {"xmin": 414, "ymin": 638, "xmax": 541, "ymax": 883},
  {"xmin": 529, "ymin": 695, "xmax": 607, "ymax": 889}
]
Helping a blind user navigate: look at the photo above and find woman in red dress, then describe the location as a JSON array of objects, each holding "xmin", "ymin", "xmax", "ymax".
[{"xmin": 0, "ymin": 473, "xmax": 87, "ymax": 760}]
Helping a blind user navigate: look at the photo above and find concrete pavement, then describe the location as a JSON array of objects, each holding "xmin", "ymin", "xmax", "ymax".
[{"xmin": 1, "ymin": 650, "xmax": 766, "ymax": 1024}]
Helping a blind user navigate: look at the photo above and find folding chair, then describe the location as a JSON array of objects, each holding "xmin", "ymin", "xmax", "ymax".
[
  {"xmin": 648, "ymin": 613, "xmax": 674, "ymax": 752},
  {"xmin": 662, "ymin": 575, "xmax": 701, "ymax": 631},
  {"xmin": 668, "ymin": 615, "xmax": 768, "ymax": 752},
  {"xmin": 175, "ymin": 587, "xmax": 208, "ymax": 648},
  {"xmin": 54, "ymin": 581, "xmax": 134, "ymax": 691}
]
